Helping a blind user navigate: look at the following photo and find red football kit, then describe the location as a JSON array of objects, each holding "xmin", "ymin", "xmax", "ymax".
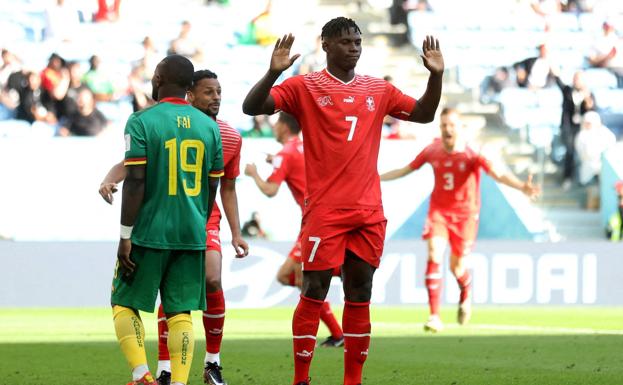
[
  {"xmin": 271, "ymin": 69, "xmax": 416, "ymax": 270},
  {"xmin": 409, "ymin": 138, "xmax": 494, "ymax": 256},
  {"xmin": 205, "ymin": 119, "xmax": 243, "ymax": 253}
]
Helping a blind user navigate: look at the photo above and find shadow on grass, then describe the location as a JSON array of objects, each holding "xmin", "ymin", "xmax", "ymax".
[{"xmin": 1, "ymin": 334, "xmax": 621, "ymax": 385}]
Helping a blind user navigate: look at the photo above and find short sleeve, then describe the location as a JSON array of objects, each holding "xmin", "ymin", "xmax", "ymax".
[
  {"xmin": 270, "ymin": 76, "xmax": 303, "ymax": 114},
  {"xmin": 386, "ymin": 82, "xmax": 417, "ymax": 120},
  {"xmin": 266, "ymin": 152, "xmax": 289, "ymax": 185},
  {"xmin": 124, "ymin": 114, "xmax": 147, "ymax": 166},
  {"xmin": 223, "ymin": 137, "xmax": 242, "ymax": 179},
  {"xmin": 475, "ymin": 152, "xmax": 495, "ymax": 175},
  {"xmin": 209, "ymin": 125, "xmax": 224, "ymax": 177},
  {"xmin": 408, "ymin": 146, "xmax": 429, "ymax": 170}
]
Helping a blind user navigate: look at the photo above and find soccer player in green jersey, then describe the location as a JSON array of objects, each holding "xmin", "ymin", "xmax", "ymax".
[{"xmin": 111, "ymin": 54, "xmax": 224, "ymax": 385}]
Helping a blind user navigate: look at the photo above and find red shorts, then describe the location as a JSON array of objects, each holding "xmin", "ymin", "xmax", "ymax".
[
  {"xmin": 205, "ymin": 213, "xmax": 221, "ymax": 253},
  {"xmin": 288, "ymin": 232, "xmax": 303, "ymax": 263},
  {"xmin": 300, "ymin": 207, "xmax": 387, "ymax": 271},
  {"xmin": 422, "ymin": 209, "xmax": 479, "ymax": 257}
]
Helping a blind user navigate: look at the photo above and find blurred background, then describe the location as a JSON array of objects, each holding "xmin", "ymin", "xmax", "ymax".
[{"xmin": 0, "ymin": 0, "xmax": 622, "ymax": 309}]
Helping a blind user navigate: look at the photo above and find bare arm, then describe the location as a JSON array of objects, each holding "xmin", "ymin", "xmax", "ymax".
[
  {"xmin": 409, "ymin": 36, "xmax": 444, "ymax": 123},
  {"xmin": 490, "ymin": 170, "xmax": 541, "ymax": 200},
  {"xmin": 116, "ymin": 164, "xmax": 145, "ymax": 273},
  {"xmin": 380, "ymin": 165, "xmax": 414, "ymax": 181},
  {"xmin": 99, "ymin": 160, "xmax": 127, "ymax": 204},
  {"xmin": 242, "ymin": 34, "xmax": 300, "ymax": 115},
  {"xmin": 220, "ymin": 177, "xmax": 249, "ymax": 258},
  {"xmin": 207, "ymin": 176, "xmax": 220, "ymax": 226},
  {"xmin": 245, "ymin": 163, "xmax": 280, "ymax": 196}
]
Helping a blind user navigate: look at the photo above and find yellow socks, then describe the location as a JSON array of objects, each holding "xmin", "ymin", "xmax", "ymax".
[
  {"xmin": 112, "ymin": 305, "xmax": 149, "ymax": 379},
  {"xmin": 167, "ymin": 313, "xmax": 194, "ymax": 385}
]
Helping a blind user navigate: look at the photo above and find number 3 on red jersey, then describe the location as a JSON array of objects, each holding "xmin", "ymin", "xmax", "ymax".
[{"xmin": 443, "ymin": 172, "xmax": 454, "ymax": 190}]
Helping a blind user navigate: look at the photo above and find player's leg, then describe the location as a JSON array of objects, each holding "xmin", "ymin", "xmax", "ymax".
[
  {"xmin": 422, "ymin": 212, "xmax": 448, "ymax": 332},
  {"xmin": 277, "ymin": 252, "xmax": 303, "ymax": 288},
  {"xmin": 161, "ymin": 249, "xmax": 206, "ymax": 385},
  {"xmin": 203, "ymin": 245, "xmax": 227, "ymax": 385},
  {"xmin": 156, "ymin": 304, "xmax": 172, "ymax": 384},
  {"xmin": 340, "ymin": 211, "xmax": 385, "ymax": 385},
  {"xmin": 448, "ymin": 215, "xmax": 478, "ymax": 325},
  {"xmin": 111, "ymin": 245, "xmax": 164, "ymax": 385},
  {"xmin": 318, "ymin": 267, "xmax": 344, "ymax": 348}
]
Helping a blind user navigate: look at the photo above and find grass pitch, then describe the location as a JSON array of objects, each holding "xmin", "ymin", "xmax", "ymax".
[{"xmin": 1, "ymin": 306, "xmax": 622, "ymax": 385}]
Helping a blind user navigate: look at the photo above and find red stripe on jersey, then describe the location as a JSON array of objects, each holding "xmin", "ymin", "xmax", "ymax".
[
  {"xmin": 209, "ymin": 119, "xmax": 243, "ymax": 223},
  {"xmin": 159, "ymin": 97, "xmax": 189, "ymax": 105}
]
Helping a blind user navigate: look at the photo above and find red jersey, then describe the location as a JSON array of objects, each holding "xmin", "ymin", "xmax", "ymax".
[
  {"xmin": 267, "ymin": 136, "xmax": 306, "ymax": 211},
  {"xmin": 209, "ymin": 119, "xmax": 242, "ymax": 221},
  {"xmin": 409, "ymin": 139, "xmax": 493, "ymax": 214},
  {"xmin": 270, "ymin": 69, "xmax": 416, "ymax": 210}
]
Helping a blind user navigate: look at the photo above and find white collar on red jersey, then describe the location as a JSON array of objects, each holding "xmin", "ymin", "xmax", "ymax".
[{"xmin": 324, "ymin": 68, "xmax": 356, "ymax": 85}]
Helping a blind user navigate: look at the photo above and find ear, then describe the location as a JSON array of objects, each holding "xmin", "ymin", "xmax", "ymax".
[
  {"xmin": 321, "ymin": 39, "xmax": 328, "ymax": 53},
  {"xmin": 186, "ymin": 90, "xmax": 194, "ymax": 103}
]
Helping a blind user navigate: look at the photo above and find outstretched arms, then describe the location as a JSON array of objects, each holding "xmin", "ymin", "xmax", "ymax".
[
  {"xmin": 244, "ymin": 163, "xmax": 280, "ymax": 197},
  {"xmin": 242, "ymin": 34, "xmax": 300, "ymax": 116},
  {"xmin": 380, "ymin": 165, "xmax": 415, "ymax": 181},
  {"xmin": 489, "ymin": 169, "xmax": 541, "ymax": 200}
]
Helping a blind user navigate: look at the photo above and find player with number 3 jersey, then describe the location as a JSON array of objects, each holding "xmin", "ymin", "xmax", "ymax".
[{"xmin": 381, "ymin": 107, "xmax": 540, "ymax": 333}]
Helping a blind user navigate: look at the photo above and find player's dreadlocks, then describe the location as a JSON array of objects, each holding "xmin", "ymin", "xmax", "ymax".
[{"xmin": 321, "ymin": 17, "xmax": 361, "ymax": 41}]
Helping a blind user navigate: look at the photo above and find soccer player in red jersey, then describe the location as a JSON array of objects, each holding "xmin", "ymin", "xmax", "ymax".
[
  {"xmin": 99, "ymin": 69, "xmax": 248, "ymax": 385},
  {"xmin": 244, "ymin": 112, "xmax": 344, "ymax": 347},
  {"xmin": 242, "ymin": 17, "xmax": 444, "ymax": 385},
  {"xmin": 381, "ymin": 107, "xmax": 540, "ymax": 332}
]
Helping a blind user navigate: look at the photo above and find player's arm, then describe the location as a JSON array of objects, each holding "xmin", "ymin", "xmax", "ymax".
[
  {"xmin": 244, "ymin": 163, "xmax": 280, "ymax": 197},
  {"xmin": 207, "ymin": 176, "xmax": 220, "ymax": 227},
  {"xmin": 117, "ymin": 164, "xmax": 146, "ymax": 273},
  {"xmin": 220, "ymin": 177, "xmax": 249, "ymax": 258},
  {"xmin": 99, "ymin": 159, "xmax": 126, "ymax": 204},
  {"xmin": 380, "ymin": 165, "xmax": 415, "ymax": 181},
  {"xmin": 488, "ymin": 167, "xmax": 541, "ymax": 200},
  {"xmin": 242, "ymin": 33, "xmax": 300, "ymax": 115},
  {"xmin": 408, "ymin": 36, "xmax": 444, "ymax": 123}
]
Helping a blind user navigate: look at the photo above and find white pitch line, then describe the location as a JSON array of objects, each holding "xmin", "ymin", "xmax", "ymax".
[{"xmin": 372, "ymin": 322, "xmax": 623, "ymax": 335}]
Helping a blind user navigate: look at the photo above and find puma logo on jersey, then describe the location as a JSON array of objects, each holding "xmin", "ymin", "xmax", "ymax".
[
  {"xmin": 343, "ymin": 96, "xmax": 355, "ymax": 103},
  {"xmin": 316, "ymin": 96, "xmax": 333, "ymax": 107},
  {"xmin": 296, "ymin": 350, "xmax": 313, "ymax": 358}
]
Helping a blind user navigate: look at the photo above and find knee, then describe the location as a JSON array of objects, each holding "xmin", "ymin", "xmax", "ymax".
[
  {"xmin": 301, "ymin": 277, "xmax": 330, "ymax": 300},
  {"xmin": 205, "ymin": 275, "xmax": 222, "ymax": 291},
  {"xmin": 344, "ymin": 279, "xmax": 373, "ymax": 303}
]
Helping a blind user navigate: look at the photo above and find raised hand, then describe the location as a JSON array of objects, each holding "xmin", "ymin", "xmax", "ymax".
[
  {"xmin": 522, "ymin": 174, "xmax": 541, "ymax": 200},
  {"xmin": 421, "ymin": 35, "xmax": 444, "ymax": 76},
  {"xmin": 270, "ymin": 33, "xmax": 301, "ymax": 73}
]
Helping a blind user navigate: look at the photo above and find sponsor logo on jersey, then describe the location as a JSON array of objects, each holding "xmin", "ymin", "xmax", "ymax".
[
  {"xmin": 444, "ymin": 161, "xmax": 453, "ymax": 167},
  {"xmin": 316, "ymin": 95, "xmax": 334, "ymax": 107},
  {"xmin": 296, "ymin": 350, "xmax": 313, "ymax": 358},
  {"xmin": 125, "ymin": 134, "xmax": 131, "ymax": 151},
  {"xmin": 366, "ymin": 96, "xmax": 375, "ymax": 111},
  {"xmin": 459, "ymin": 161, "xmax": 466, "ymax": 171},
  {"xmin": 343, "ymin": 95, "xmax": 355, "ymax": 103}
]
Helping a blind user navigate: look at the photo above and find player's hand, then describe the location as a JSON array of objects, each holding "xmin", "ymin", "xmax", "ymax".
[
  {"xmin": 117, "ymin": 238, "xmax": 135, "ymax": 274},
  {"xmin": 232, "ymin": 235, "xmax": 249, "ymax": 258},
  {"xmin": 421, "ymin": 35, "xmax": 444, "ymax": 76},
  {"xmin": 270, "ymin": 33, "xmax": 300, "ymax": 73},
  {"xmin": 244, "ymin": 163, "xmax": 258, "ymax": 177},
  {"xmin": 522, "ymin": 174, "xmax": 541, "ymax": 200},
  {"xmin": 99, "ymin": 182, "xmax": 118, "ymax": 204}
]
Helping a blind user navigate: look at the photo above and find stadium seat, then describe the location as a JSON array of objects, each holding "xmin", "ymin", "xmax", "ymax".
[{"xmin": 584, "ymin": 68, "xmax": 618, "ymax": 89}]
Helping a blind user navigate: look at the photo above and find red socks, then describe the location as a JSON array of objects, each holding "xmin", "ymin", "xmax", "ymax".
[
  {"xmin": 319, "ymin": 301, "xmax": 343, "ymax": 339},
  {"xmin": 425, "ymin": 261, "xmax": 442, "ymax": 316},
  {"xmin": 456, "ymin": 271, "xmax": 472, "ymax": 304},
  {"xmin": 343, "ymin": 301, "xmax": 371, "ymax": 385},
  {"xmin": 204, "ymin": 290, "xmax": 226, "ymax": 355},
  {"xmin": 157, "ymin": 304, "xmax": 170, "ymax": 361},
  {"xmin": 292, "ymin": 295, "xmax": 323, "ymax": 384}
]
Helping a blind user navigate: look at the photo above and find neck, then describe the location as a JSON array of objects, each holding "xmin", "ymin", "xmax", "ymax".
[
  {"xmin": 326, "ymin": 64, "xmax": 355, "ymax": 83},
  {"xmin": 158, "ymin": 86, "xmax": 187, "ymax": 101}
]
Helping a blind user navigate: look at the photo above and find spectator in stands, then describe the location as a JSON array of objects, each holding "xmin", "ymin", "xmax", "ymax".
[
  {"xmin": 82, "ymin": 55, "xmax": 115, "ymax": 102},
  {"xmin": 382, "ymin": 75, "xmax": 403, "ymax": 139},
  {"xmin": 574, "ymin": 111, "xmax": 616, "ymax": 209},
  {"xmin": 44, "ymin": 0, "xmax": 80, "ymax": 42},
  {"xmin": 249, "ymin": 0, "xmax": 278, "ymax": 46},
  {"xmin": 0, "ymin": 49, "xmax": 21, "ymax": 119},
  {"xmin": 606, "ymin": 181, "xmax": 623, "ymax": 241},
  {"xmin": 40, "ymin": 53, "xmax": 69, "ymax": 118},
  {"xmin": 297, "ymin": 36, "xmax": 325, "ymax": 75},
  {"xmin": 15, "ymin": 71, "xmax": 57, "ymax": 126},
  {"xmin": 480, "ymin": 66, "xmax": 512, "ymax": 104},
  {"xmin": 58, "ymin": 87, "xmax": 107, "ymax": 136},
  {"xmin": 242, "ymin": 115, "xmax": 274, "ymax": 138},
  {"xmin": 551, "ymin": 67, "xmax": 597, "ymax": 190},
  {"xmin": 168, "ymin": 21, "xmax": 203, "ymax": 63},
  {"xmin": 515, "ymin": 44, "xmax": 554, "ymax": 89},
  {"xmin": 128, "ymin": 63, "xmax": 153, "ymax": 112},
  {"xmin": 241, "ymin": 211, "xmax": 267, "ymax": 239},
  {"xmin": 140, "ymin": 36, "xmax": 159, "ymax": 77},
  {"xmin": 59, "ymin": 61, "xmax": 87, "ymax": 120},
  {"xmin": 587, "ymin": 21, "xmax": 623, "ymax": 87},
  {"xmin": 93, "ymin": 0, "xmax": 121, "ymax": 22},
  {"xmin": 0, "ymin": 49, "xmax": 21, "ymax": 90}
]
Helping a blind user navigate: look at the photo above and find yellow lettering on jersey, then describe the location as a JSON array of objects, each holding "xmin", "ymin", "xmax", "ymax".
[{"xmin": 176, "ymin": 115, "xmax": 191, "ymax": 128}]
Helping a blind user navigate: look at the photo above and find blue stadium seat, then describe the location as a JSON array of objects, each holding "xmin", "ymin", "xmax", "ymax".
[{"xmin": 584, "ymin": 68, "xmax": 618, "ymax": 89}]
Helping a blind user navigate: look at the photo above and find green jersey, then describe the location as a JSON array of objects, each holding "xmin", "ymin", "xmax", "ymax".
[{"xmin": 124, "ymin": 97, "xmax": 224, "ymax": 250}]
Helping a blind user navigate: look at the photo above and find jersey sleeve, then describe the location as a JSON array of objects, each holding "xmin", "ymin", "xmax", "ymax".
[
  {"xmin": 408, "ymin": 145, "xmax": 429, "ymax": 170},
  {"xmin": 124, "ymin": 114, "xmax": 147, "ymax": 166},
  {"xmin": 266, "ymin": 151, "xmax": 289, "ymax": 186},
  {"xmin": 209, "ymin": 124, "xmax": 224, "ymax": 178},
  {"xmin": 223, "ymin": 136, "xmax": 242, "ymax": 179},
  {"xmin": 386, "ymin": 82, "xmax": 417, "ymax": 120},
  {"xmin": 270, "ymin": 76, "xmax": 303, "ymax": 114}
]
